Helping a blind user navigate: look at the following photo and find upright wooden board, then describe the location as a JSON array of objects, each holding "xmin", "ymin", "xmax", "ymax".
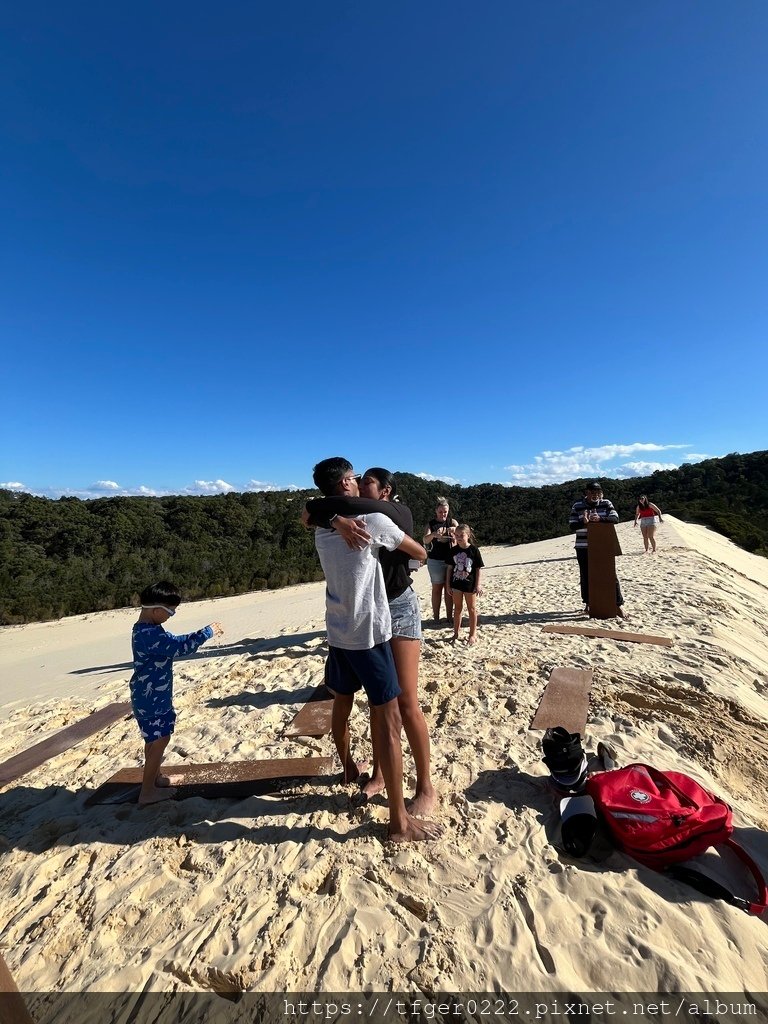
[
  {"xmin": 285, "ymin": 683, "xmax": 334, "ymax": 737},
  {"xmin": 0, "ymin": 702, "xmax": 132, "ymax": 788},
  {"xmin": 542, "ymin": 624, "xmax": 673, "ymax": 647},
  {"xmin": 587, "ymin": 522, "xmax": 622, "ymax": 618},
  {"xmin": 530, "ymin": 667, "xmax": 593, "ymax": 735},
  {"xmin": 0, "ymin": 952, "xmax": 35, "ymax": 1024},
  {"xmin": 84, "ymin": 756, "xmax": 335, "ymax": 805}
]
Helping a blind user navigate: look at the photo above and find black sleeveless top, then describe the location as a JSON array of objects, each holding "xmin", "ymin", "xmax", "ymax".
[{"xmin": 428, "ymin": 519, "xmax": 454, "ymax": 561}]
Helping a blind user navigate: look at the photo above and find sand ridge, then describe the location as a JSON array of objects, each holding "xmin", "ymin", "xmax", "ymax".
[{"xmin": 0, "ymin": 517, "xmax": 767, "ymax": 997}]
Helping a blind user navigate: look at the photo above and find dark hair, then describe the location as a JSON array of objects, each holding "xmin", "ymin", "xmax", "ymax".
[
  {"xmin": 362, "ymin": 467, "xmax": 397, "ymax": 500},
  {"xmin": 312, "ymin": 457, "xmax": 353, "ymax": 496},
  {"xmin": 638, "ymin": 495, "xmax": 649, "ymax": 506},
  {"xmin": 139, "ymin": 581, "xmax": 181, "ymax": 607}
]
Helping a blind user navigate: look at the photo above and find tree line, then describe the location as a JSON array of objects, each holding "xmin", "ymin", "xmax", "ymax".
[{"xmin": 1, "ymin": 450, "xmax": 766, "ymax": 624}]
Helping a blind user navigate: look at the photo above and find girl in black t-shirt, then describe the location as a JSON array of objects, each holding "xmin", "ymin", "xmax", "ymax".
[{"xmin": 445, "ymin": 524, "xmax": 485, "ymax": 646}]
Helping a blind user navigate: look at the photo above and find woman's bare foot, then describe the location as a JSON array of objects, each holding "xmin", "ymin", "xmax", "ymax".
[
  {"xmin": 360, "ymin": 773, "xmax": 386, "ymax": 801},
  {"xmin": 467, "ymin": 635, "xmax": 477, "ymax": 646},
  {"xmin": 138, "ymin": 786, "xmax": 176, "ymax": 806},
  {"xmin": 407, "ymin": 789, "xmax": 437, "ymax": 816},
  {"xmin": 388, "ymin": 814, "xmax": 443, "ymax": 843},
  {"xmin": 342, "ymin": 759, "xmax": 369, "ymax": 784}
]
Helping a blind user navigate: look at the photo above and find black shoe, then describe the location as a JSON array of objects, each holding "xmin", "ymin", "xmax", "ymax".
[{"xmin": 542, "ymin": 727, "xmax": 585, "ymax": 776}]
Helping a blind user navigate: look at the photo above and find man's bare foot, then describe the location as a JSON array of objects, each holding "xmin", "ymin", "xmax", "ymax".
[
  {"xmin": 617, "ymin": 607, "xmax": 627, "ymax": 619},
  {"xmin": 406, "ymin": 790, "xmax": 437, "ymax": 816},
  {"xmin": 388, "ymin": 814, "xmax": 443, "ymax": 843},
  {"xmin": 138, "ymin": 786, "xmax": 177, "ymax": 806},
  {"xmin": 156, "ymin": 773, "xmax": 183, "ymax": 787}
]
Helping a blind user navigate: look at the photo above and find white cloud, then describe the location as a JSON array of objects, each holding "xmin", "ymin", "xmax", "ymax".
[
  {"xmin": 246, "ymin": 479, "xmax": 301, "ymax": 493},
  {"xmin": 503, "ymin": 442, "xmax": 696, "ymax": 486},
  {"xmin": 417, "ymin": 472, "xmax": 462, "ymax": 485},
  {"xmin": 619, "ymin": 461, "xmax": 681, "ymax": 476},
  {"xmin": 684, "ymin": 453, "xmax": 711, "ymax": 461},
  {"xmin": 136, "ymin": 485, "xmax": 158, "ymax": 496},
  {"xmin": 0, "ymin": 481, "xmax": 26, "ymax": 491},
  {"xmin": 189, "ymin": 479, "xmax": 235, "ymax": 495},
  {"xmin": 92, "ymin": 480, "xmax": 120, "ymax": 490}
]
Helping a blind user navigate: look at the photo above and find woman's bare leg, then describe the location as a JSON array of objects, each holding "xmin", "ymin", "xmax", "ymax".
[
  {"xmin": 431, "ymin": 583, "xmax": 443, "ymax": 621},
  {"xmin": 647, "ymin": 525, "xmax": 657, "ymax": 552},
  {"xmin": 391, "ymin": 636, "xmax": 435, "ymax": 814},
  {"xmin": 641, "ymin": 527, "xmax": 650, "ymax": 552}
]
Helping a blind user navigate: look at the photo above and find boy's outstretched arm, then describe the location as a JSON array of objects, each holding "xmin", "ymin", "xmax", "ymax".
[{"xmin": 147, "ymin": 622, "xmax": 223, "ymax": 658}]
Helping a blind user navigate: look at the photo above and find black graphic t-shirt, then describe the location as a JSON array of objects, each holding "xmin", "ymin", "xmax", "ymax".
[{"xmin": 445, "ymin": 544, "xmax": 485, "ymax": 593}]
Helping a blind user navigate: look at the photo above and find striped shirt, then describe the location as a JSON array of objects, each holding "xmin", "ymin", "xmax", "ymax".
[{"xmin": 568, "ymin": 498, "xmax": 619, "ymax": 550}]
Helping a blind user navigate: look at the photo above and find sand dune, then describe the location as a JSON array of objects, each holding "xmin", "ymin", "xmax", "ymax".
[{"xmin": 0, "ymin": 516, "xmax": 766, "ymax": 1005}]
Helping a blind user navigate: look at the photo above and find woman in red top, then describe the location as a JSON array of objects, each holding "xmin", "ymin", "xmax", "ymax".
[{"xmin": 634, "ymin": 494, "xmax": 664, "ymax": 553}]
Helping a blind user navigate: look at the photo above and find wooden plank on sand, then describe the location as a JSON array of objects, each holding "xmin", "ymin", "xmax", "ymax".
[
  {"xmin": 0, "ymin": 702, "xmax": 132, "ymax": 789},
  {"xmin": 84, "ymin": 756, "xmax": 335, "ymax": 805},
  {"xmin": 530, "ymin": 667, "xmax": 593, "ymax": 735},
  {"xmin": 0, "ymin": 952, "xmax": 35, "ymax": 1024},
  {"xmin": 542, "ymin": 624, "xmax": 673, "ymax": 647},
  {"xmin": 284, "ymin": 682, "xmax": 334, "ymax": 737}
]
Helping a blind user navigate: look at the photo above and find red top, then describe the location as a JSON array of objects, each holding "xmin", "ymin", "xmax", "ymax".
[{"xmin": 638, "ymin": 506, "xmax": 656, "ymax": 519}]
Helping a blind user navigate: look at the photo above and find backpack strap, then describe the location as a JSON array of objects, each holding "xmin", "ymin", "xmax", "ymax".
[{"xmin": 666, "ymin": 838, "xmax": 767, "ymax": 916}]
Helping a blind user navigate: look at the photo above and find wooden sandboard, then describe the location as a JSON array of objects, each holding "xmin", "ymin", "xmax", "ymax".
[
  {"xmin": 587, "ymin": 521, "xmax": 622, "ymax": 618},
  {"xmin": 284, "ymin": 683, "xmax": 334, "ymax": 737},
  {"xmin": 83, "ymin": 756, "xmax": 334, "ymax": 805},
  {"xmin": 530, "ymin": 667, "xmax": 593, "ymax": 734},
  {"xmin": 0, "ymin": 952, "xmax": 35, "ymax": 1024},
  {"xmin": 0, "ymin": 702, "xmax": 132, "ymax": 789},
  {"xmin": 542, "ymin": 624, "xmax": 673, "ymax": 647}
]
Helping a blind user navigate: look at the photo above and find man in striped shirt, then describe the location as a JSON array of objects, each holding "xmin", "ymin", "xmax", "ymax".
[{"xmin": 568, "ymin": 482, "xmax": 625, "ymax": 617}]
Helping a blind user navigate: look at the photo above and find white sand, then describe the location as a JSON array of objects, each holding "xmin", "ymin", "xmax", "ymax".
[{"xmin": 0, "ymin": 516, "xmax": 766, "ymax": 998}]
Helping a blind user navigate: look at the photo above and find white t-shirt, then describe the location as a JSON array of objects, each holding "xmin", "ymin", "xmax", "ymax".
[{"xmin": 314, "ymin": 513, "xmax": 405, "ymax": 650}]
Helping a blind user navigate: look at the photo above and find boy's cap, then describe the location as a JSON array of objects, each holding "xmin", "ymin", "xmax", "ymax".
[{"xmin": 586, "ymin": 482, "xmax": 602, "ymax": 491}]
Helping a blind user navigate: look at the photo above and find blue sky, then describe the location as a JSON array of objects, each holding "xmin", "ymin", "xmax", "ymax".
[{"xmin": 2, "ymin": 2, "xmax": 766, "ymax": 498}]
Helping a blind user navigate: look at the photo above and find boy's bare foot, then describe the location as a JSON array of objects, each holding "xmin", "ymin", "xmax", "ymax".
[
  {"xmin": 156, "ymin": 773, "xmax": 183, "ymax": 787},
  {"xmin": 406, "ymin": 790, "xmax": 437, "ymax": 816},
  {"xmin": 138, "ymin": 786, "xmax": 177, "ymax": 806},
  {"xmin": 388, "ymin": 815, "xmax": 443, "ymax": 843}
]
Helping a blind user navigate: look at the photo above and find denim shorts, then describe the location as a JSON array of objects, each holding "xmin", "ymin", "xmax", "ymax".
[
  {"xmin": 326, "ymin": 643, "xmax": 401, "ymax": 707},
  {"xmin": 427, "ymin": 558, "xmax": 448, "ymax": 584},
  {"xmin": 389, "ymin": 587, "xmax": 422, "ymax": 640}
]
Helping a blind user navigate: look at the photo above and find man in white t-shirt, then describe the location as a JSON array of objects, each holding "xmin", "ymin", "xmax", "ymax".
[{"xmin": 311, "ymin": 457, "xmax": 441, "ymax": 843}]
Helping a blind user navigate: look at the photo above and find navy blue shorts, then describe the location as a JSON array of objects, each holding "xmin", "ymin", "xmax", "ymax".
[
  {"xmin": 132, "ymin": 704, "xmax": 176, "ymax": 742},
  {"xmin": 326, "ymin": 643, "xmax": 401, "ymax": 707}
]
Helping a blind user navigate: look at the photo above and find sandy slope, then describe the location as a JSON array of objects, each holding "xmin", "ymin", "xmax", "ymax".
[{"xmin": 0, "ymin": 517, "xmax": 766, "ymax": 1001}]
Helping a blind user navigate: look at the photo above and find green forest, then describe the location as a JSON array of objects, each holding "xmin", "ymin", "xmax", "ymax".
[{"xmin": 1, "ymin": 451, "xmax": 766, "ymax": 624}]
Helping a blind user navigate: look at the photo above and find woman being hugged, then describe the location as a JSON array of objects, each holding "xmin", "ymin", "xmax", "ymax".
[
  {"xmin": 423, "ymin": 497, "xmax": 458, "ymax": 624},
  {"xmin": 445, "ymin": 524, "xmax": 484, "ymax": 646},
  {"xmin": 304, "ymin": 468, "xmax": 436, "ymax": 814},
  {"xmin": 634, "ymin": 494, "xmax": 664, "ymax": 553}
]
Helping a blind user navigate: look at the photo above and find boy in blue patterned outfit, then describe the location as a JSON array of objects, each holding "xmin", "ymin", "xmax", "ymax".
[{"xmin": 130, "ymin": 581, "xmax": 223, "ymax": 805}]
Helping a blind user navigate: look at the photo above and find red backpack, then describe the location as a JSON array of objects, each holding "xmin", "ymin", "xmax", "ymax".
[{"xmin": 586, "ymin": 763, "xmax": 767, "ymax": 916}]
